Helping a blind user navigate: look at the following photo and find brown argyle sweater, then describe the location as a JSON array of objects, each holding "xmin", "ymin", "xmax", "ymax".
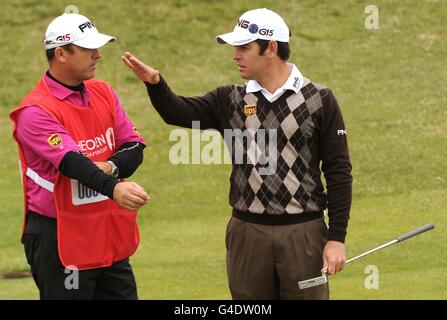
[{"xmin": 146, "ymin": 76, "xmax": 352, "ymax": 242}]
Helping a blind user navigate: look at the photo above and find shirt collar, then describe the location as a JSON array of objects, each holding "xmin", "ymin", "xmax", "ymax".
[
  {"xmin": 246, "ymin": 63, "xmax": 304, "ymax": 94},
  {"xmin": 43, "ymin": 72, "xmax": 88, "ymax": 102}
]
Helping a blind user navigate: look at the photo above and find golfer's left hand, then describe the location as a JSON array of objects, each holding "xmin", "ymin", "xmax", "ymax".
[{"xmin": 322, "ymin": 240, "xmax": 346, "ymax": 275}]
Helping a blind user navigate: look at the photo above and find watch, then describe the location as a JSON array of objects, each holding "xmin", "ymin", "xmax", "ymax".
[{"xmin": 107, "ymin": 160, "xmax": 119, "ymax": 179}]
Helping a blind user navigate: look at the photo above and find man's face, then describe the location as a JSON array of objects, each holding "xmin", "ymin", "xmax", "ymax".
[
  {"xmin": 233, "ymin": 41, "xmax": 268, "ymax": 80},
  {"xmin": 61, "ymin": 45, "xmax": 101, "ymax": 83}
]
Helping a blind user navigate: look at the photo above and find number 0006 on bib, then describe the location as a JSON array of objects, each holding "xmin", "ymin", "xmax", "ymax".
[{"xmin": 71, "ymin": 179, "xmax": 108, "ymax": 205}]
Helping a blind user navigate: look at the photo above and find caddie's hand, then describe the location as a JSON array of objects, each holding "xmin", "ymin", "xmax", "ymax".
[
  {"xmin": 94, "ymin": 161, "xmax": 112, "ymax": 175},
  {"xmin": 121, "ymin": 51, "xmax": 160, "ymax": 84},
  {"xmin": 113, "ymin": 182, "xmax": 150, "ymax": 211},
  {"xmin": 322, "ymin": 240, "xmax": 346, "ymax": 275}
]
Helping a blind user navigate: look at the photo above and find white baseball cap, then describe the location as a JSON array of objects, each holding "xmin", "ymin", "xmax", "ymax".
[
  {"xmin": 43, "ymin": 13, "xmax": 115, "ymax": 49},
  {"xmin": 216, "ymin": 8, "xmax": 290, "ymax": 46}
]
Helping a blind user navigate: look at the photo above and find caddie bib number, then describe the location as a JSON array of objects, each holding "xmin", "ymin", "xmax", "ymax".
[{"xmin": 71, "ymin": 179, "xmax": 108, "ymax": 205}]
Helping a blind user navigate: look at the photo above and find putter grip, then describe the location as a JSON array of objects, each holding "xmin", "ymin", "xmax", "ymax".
[{"xmin": 396, "ymin": 224, "xmax": 435, "ymax": 242}]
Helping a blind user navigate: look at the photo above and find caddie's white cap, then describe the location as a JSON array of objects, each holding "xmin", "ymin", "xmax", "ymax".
[
  {"xmin": 216, "ymin": 8, "xmax": 290, "ymax": 46},
  {"xmin": 43, "ymin": 13, "xmax": 115, "ymax": 49}
]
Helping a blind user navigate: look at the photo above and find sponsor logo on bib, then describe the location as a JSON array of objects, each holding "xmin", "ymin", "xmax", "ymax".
[{"xmin": 77, "ymin": 127, "xmax": 115, "ymax": 158}]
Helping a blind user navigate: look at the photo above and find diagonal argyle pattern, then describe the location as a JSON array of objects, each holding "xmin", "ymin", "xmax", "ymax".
[{"xmin": 225, "ymin": 79, "xmax": 328, "ymax": 215}]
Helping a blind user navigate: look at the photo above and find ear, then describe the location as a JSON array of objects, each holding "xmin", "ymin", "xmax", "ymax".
[
  {"xmin": 54, "ymin": 47, "xmax": 67, "ymax": 63},
  {"xmin": 267, "ymin": 41, "xmax": 278, "ymax": 58}
]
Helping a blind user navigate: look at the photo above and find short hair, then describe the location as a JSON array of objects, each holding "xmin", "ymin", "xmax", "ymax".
[
  {"xmin": 255, "ymin": 39, "xmax": 290, "ymax": 61},
  {"xmin": 45, "ymin": 44, "xmax": 74, "ymax": 61}
]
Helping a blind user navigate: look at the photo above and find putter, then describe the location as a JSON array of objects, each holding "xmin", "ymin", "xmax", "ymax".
[{"xmin": 298, "ymin": 223, "xmax": 435, "ymax": 290}]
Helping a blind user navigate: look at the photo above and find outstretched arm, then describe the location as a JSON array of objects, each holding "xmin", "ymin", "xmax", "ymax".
[{"xmin": 122, "ymin": 51, "xmax": 224, "ymax": 130}]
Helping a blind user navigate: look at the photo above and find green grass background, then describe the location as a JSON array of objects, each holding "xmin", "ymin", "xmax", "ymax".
[{"xmin": 0, "ymin": 0, "xmax": 445, "ymax": 299}]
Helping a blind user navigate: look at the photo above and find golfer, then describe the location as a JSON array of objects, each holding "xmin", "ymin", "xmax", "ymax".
[
  {"xmin": 123, "ymin": 8, "xmax": 352, "ymax": 299},
  {"xmin": 10, "ymin": 13, "xmax": 149, "ymax": 299}
]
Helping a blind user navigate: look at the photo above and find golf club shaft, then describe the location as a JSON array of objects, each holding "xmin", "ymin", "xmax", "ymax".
[
  {"xmin": 345, "ymin": 224, "xmax": 435, "ymax": 264},
  {"xmin": 299, "ymin": 224, "xmax": 435, "ymax": 289},
  {"xmin": 346, "ymin": 239, "xmax": 397, "ymax": 264}
]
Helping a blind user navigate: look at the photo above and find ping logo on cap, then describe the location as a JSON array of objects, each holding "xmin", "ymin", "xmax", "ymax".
[
  {"xmin": 248, "ymin": 24, "xmax": 259, "ymax": 34},
  {"xmin": 48, "ymin": 134, "xmax": 63, "ymax": 147},
  {"xmin": 237, "ymin": 19, "xmax": 274, "ymax": 37},
  {"xmin": 78, "ymin": 21, "xmax": 95, "ymax": 33},
  {"xmin": 237, "ymin": 19, "xmax": 250, "ymax": 29}
]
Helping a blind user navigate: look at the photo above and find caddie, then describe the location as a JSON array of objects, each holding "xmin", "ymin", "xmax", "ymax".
[{"xmin": 10, "ymin": 13, "xmax": 149, "ymax": 300}]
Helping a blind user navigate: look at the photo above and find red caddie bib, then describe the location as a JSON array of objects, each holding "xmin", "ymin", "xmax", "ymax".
[{"xmin": 10, "ymin": 77, "xmax": 140, "ymax": 270}]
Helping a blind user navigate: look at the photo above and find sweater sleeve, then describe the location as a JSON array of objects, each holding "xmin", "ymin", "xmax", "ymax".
[
  {"xmin": 319, "ymin": 89, "xmax": 353, "ymax": 243},
  {"xmin": 145, "ymin": 76, "xmax": 223, "ymax": 130}
]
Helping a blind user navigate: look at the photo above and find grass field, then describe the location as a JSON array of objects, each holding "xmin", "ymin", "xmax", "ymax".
[{"xmin": 0, "ymin": 0, "xmax": 445, "ymax": 299}]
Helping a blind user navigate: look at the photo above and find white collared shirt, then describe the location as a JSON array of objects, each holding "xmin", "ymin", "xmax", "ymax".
[{"xmin": 246, "ymin": 63, "xmax": 304, "ymax": 102}]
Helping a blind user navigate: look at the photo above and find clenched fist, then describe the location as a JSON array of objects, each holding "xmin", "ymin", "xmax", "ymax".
[{"xmin": 113, "ymin": 181, "xmax": 150, "ymax": 211}]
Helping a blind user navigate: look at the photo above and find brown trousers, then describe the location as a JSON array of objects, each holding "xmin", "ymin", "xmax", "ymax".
[{"xmin": 226, "ymin": 216, "xmax": 329, "ymax": 300}]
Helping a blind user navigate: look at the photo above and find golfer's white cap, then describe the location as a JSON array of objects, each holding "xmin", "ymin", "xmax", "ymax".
[
  {"xmin": 216, "ymin": 8, "xmax": 290, "ymax": 46},
  {"xmin": 43, "ymin": 13, "xmax": 115, "ymax": 49}
]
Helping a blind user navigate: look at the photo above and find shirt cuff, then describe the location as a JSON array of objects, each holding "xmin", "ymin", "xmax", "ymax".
[
  {"xmin": 144, "ymin": 76, "xmax": 167, "ymax": 95},
  {"xmin": 327, "ymin": 226, "xmax": 347, "ymax": 243}
]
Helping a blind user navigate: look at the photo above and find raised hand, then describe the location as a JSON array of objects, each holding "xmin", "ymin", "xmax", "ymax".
[{"xmin": 121, "ymin": 51, "xmax": 160, "ymax": 84}]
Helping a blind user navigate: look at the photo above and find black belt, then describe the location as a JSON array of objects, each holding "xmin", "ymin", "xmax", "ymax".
[{"xmin": 232, "ymin": 208, "xmax": 323, "ymax": 225}]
